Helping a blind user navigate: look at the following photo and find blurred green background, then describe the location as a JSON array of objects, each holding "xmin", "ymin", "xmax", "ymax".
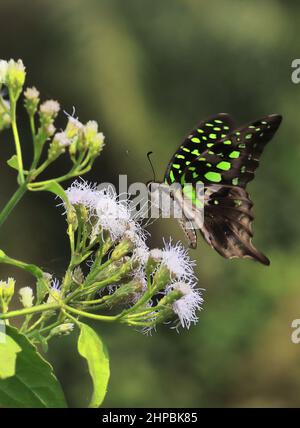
[{"xmin": 1, "ymin": 0, "xmax": 300, "ymax": 407}]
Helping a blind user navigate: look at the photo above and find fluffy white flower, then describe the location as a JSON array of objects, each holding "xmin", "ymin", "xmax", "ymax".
[
  {"xmin": 167, "ymin": 281, "xmax": 203, "ymax": 329},
  {"xmin": 161, "ymin": 239, "xmax": 195, "ymax": 280},
  {"xmin": 93, "ymin": 188, "xmax": 133, "ymax": 241},
  {"xmin": 19, "ymin": 286, "xmax": 34, "ymax": 308},
  {"xmin": 133, "ymin": 243, "xmax": 149, "ymax": 266},
  {"xmin": 65, "ymin": 179, "xmax": 99, "ymax": 209},
  {"xmin": 40, "ymin": 99, "xmax": 60, "ymax": 116}
]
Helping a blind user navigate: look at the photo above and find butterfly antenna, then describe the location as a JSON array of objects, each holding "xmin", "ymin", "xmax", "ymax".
[{"xmin": 147, "ymin": 151, "xmax": 156, "ymax": 182}]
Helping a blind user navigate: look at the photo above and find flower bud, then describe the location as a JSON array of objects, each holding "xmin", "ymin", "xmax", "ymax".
[
  {"xmin": 49, "ymin": 323, "xmax": 74, "ymax": 338},
  {"xmin": 0, "ymin": 99, "xmax": 11, "ymax": 130},
  {"xmin": 65, "ymin": 116, "xmax": 83, "ymax": 139},
  {"xmin": 145, "ymin": 249, "xmax": 163, "ymax": 277},
  {"xmin": 72, "ymin": 267, "xmax": 85, "ymax": 286},
  {"xmin": 0, "ymin": 277, "xmax": 15, "ymax": 312},
  {"xmin": 151, "ymin": 265, "xmax": 171, "ymax": 293},
  {"xmin": 0, "ymin": 60, "xmax": 8, "ymax": 86},
  {"xmin": 19, "ymin": 286, "xmax": 34, "ymax": 308},
  {"xmin": 66, "ymin": 205, "xmax": 78, "ymax": 230},
  {"xmin": 111, "ymin": 236, "xmax": 135, "ymax": 261},
  {"xmin": 24, "ymin": 86, "xmax": 40, "ymax": 115},
  {"xmin": 5, "ymin": 59, "xmax": 26, "ymax": 99},
  {"xmin": 105, "ymin": 279, "xmax": 145, "ymax": 308},
  {"xmin": 48, "ymin": 131, "xmax": 71, "ymax": 161}
]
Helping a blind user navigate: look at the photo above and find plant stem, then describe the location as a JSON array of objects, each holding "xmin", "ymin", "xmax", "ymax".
[
  {"xmin": 0, "ymin": 303, "xmax": 59, "ymax": 320},
  {"xmin": 10, "ymin": 94, "xmax": 25, "ymax": 184},
  {"xmin": 64, "ymin": 304, "xmax": 117, "ymax": 322},
  {"xmin": 0, "ymin": 183, "xmax": 27, "ymax": 228}
]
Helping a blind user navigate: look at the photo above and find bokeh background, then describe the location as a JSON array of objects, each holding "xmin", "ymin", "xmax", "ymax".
[{"xmin": 1, "ymin": 0, "xmax": 300, "ymax": 407}]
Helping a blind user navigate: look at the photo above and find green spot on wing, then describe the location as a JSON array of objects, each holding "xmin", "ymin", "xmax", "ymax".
[
  {"xmin": 173, "ymin": 164, "xmax": 180, "ymax": 169},
  {"xmin": 217, "ymin": 161, "xmax": 231, "ymax": 171},
  {"xmin": 223, "ymin": 140, "xmax": 232, "ymax": 145},
  {"xmin": 229, "ymin": 151, "xmax": 240, "ymax": 159},
  {"xmin": 204, "ymin": 171, "xmax": 222, "ymax": 183},
  {"xmin": 209, "ymin": 133, "xmax": 217, "ymax": 139},
  {"xmin": 169, "ymin": 170, "xmax": 175, "ymax": 182},
  {"xmin": 191, "ymin": 137, "xmax": 200, "ymax": 143}
]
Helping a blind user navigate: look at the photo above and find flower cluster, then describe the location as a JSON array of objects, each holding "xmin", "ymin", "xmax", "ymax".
[
  {"xmin": 0, "ymin": 59, "xmax": 203, "ymax": 343},
  {"xmin": 0, "ymin": 58, "xmax": 104, "ymax": 191},
  {"xmin": 54, "ymin": 179, "xmax": 204, "ymax": 333}
]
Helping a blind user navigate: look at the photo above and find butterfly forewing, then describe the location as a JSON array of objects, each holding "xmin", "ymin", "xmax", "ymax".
[
  {"xmin": 164, "ymin": 113, "xmax": 235, "ymax": 185},
  {"xmin": 182, "ymin": 114, "xmax": 282, "ymax": 188}
]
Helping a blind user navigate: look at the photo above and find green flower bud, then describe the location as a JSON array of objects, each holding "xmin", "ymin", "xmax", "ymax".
[
  {"xmin": 0, "ymin": 100, "xmax": 11, "ymax": 130},
  {"xmin": 6, "ymin": 59, "xmax": 26, "ymax": 99},
  {"xmin": 65, "ymin": 117, "xmax": 83, "ymax": 139},
  {"xmin": 66, "ymin": 205, "xmax": 78, "ymax": 230},
  {"xmin": 145, "ymin": 249, "xmax": 162, "ymax": 277},
  {"xmin": 151, "ymin": 265, "xmax": 171, "ymax": 293},
  {"xmin": 105, "ymin": 279, "xmax": 145, "ymax": 308},
  {"xmin": 0, "ymin": 277, "xmax": 15, "ymax": 312},
  {"xmin": 111, "ymin": 236, "xmax": 135, "ymax": 261}
]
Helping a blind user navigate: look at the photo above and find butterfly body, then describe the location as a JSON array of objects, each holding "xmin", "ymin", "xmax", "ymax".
[{"xmin": 153, "ymin": 113, "xmax": 282, "ymax": 265}]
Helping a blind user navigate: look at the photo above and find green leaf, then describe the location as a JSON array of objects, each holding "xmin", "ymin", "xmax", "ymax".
[
  {"xmin": 7, "ymin": 155, "xmax": 28, "ymax": 174},
  {"xmin": 7, "ymin": 155, "xmax": 19, "ymax": 171},
  {"xmin": 39, "ymin": 180, "xmax": 68, "ymax": 204},
  {"xmin": 78, "ymin": 323, "xmax": 110, "ymax": 408},
  {"xmin": 0, "ymin": 325, "xmax": 21, "ymax": 379},
  {"xmin": 0, "ymin": 326, "xmax": 67, "ymax": 408}
]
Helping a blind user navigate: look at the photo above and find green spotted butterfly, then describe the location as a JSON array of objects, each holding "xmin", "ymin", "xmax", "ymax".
[{"xmin": 155, "ymin": 113, "xmax": 282, "ymax": 265}]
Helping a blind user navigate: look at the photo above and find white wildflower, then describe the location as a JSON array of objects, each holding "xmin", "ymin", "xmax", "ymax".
[
  {"xmin": 53, "ymin": 131, "xmax": 71, "ymax": 147},
  {"xmin": 19, "ymin": 286, "xmax": 34, "ymax": 308},
  {"xmin": 40, "ymin": 99, "xmax": 60, "ymax": 116},
  {"xmin": 167, "ymin": 281, "xmax": 203, "ymax": 329},
  {"xmin": 24, "ymin": 86, "xmax": 39, "ymax": 101},
  {"xmin": 65, "ymin": 179, "xmax": 99, "ymax": 209},
  {"xmin": 93, "ymin": 188, "xmax": 132, "ymax": 241},
  {"xmin": 161, "ymin": 239, "xmax": 196, "ymax": 280}
]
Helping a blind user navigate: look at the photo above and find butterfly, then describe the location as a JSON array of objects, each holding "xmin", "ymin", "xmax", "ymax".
[{"xmin": 150, "ymin": 113, "xmax": 282, "ymax": 265}]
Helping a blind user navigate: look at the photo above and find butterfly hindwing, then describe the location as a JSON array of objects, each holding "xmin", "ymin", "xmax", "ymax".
[
  {"xmin": 164, "ymin": 113, "xmax": 235, "ymax": 185},
  {"xmin": 201, "ymin": 185, "xmax": 270, "ymax": 265}
]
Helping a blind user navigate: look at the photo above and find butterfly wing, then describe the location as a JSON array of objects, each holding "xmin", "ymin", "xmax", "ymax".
[
  {"xmin": 181, "ymin": 114, "xmax": 282, "ymax": 264},
  {"xmin": 164, "ymin": 113, "xmax": 236, "ymax": 185},
  {"xmin": 201, "ymin": 185, "xmax": 270, "ymax": 265}
]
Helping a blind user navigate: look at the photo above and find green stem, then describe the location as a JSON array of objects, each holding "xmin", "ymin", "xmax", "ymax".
[
  {"xmin": 0, "ymin": 302, "xmax": 59, "ymax": 320},
  {"xmin": 64, "ymin": 304, "xmax": 117, "ymax": 322},
  {"xmin": 0, "ymin": 252, "xmax": 44, "ymax": 279},
  {"xmin": 10, "ymin": 94, "xmax": 25, "ymax": 184},
  {"xmin": 0, "ymin": 183, "xmax": 27, "ymax": 228}
]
